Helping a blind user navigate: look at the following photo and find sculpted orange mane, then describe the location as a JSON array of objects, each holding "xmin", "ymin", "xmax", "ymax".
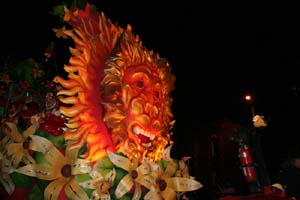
[{"xmin": 54, "ymin": 3, "xmax": 175, "ymax": 163}]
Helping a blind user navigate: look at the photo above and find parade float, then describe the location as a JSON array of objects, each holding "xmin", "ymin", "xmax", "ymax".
[{"xmin": 0, "ymin": 2, "xmax": 203, "ymax": 200}]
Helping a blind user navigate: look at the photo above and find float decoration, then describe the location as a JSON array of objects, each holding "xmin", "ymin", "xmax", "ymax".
[{"xmin": 0, "ymin": 2, "xmax": 203, "ymax": 199}]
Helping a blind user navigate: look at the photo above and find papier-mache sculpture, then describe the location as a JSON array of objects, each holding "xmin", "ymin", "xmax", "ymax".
[{"xmin": 0, "ymin": 2, "xmax": 203, "ymax": 199}]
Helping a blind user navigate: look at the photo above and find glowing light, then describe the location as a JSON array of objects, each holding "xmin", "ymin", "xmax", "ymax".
[{"xmin": 245, "ymin": 95, "xmax": 252, "ymax": 101}]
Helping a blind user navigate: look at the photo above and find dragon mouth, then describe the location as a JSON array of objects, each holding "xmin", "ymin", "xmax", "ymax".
[{"xmin": 133, "ymin": 126, "xmax": 155, "ymax": 148}]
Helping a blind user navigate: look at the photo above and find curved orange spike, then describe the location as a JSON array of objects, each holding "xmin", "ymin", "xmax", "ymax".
[
  {"xmin": 57, "ymin": 96, "xmax": 78, "ymax": 104},
  {"xmin": 59, "ymin": 104, "xmax": 87, "ymax": 117},
  {"xmin": 65, "ymin": 121, "xmax": 80, "ymax": 129},
  {"xmin": 56, "ymin": 87, "xmax": 83, "ymax": 96},
  {"xmin": 63, "ymin": 64, "xmax": 79, "ymax": 73}
]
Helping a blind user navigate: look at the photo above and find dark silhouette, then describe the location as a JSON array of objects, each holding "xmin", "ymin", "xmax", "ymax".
[{"xmin": 279, "ymin": 149, "xmax": 300, "ymax": 200}]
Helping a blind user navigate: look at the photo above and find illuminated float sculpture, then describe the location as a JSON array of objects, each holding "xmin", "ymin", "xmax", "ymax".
[
  {"xmin": 53, "ymin": 3, "xmax": 175, "ymax": 163},
  {"xmin": 0, "ymin": 2, "xmax": 202, "ymax": 200}
]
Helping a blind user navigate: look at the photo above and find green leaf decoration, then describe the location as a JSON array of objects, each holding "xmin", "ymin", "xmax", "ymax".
[
  {"xmin": 74, "ymin": 173, "xmax": 91, "ymax": 183},
  {"xmin": 94, "ymin": 156, "xmax": 114, "ymax": 170},
  {"xmin": 11, "ymin": 172, "xmax": 31, "ymax": 188},
  {"xmin": 47, "ymin": 134, "xmax": 65, "ymax": 149},
  {"xmin": 35, "ymin": 179, "xmax": 50, "ymax": 194},
  {"xmin": 158, "ymin": 159, "xmax": 167, "ymax": 170},
  {"xmin": 34, "ymin": 151, "xmax": 51, "ymax": 166},
  {"xmin": 36, "ymin": 130, "xmax": 65, "ymax": 149},
  {"xmin": 114, "ymin": 168, "xmax": 127, "ymax": 186},
  {"xmin": 75, "ymin": 172, "xmax": 93, "ymax": 198},
  {"xmin": 36, "ymin": 130, "xmax": 49, "ymax": 137},
  {"xmin": 51, "ymin": 5, "xmax": 66, "ymax": 17},
  {"xmin": 78, "ymin": 143, "xmax": 88, "ymax": 156}
]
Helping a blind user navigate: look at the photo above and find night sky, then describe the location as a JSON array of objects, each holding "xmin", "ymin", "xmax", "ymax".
[{"xmin": 1, "ymin": 0, "xmax": 300, "ymax": 194}]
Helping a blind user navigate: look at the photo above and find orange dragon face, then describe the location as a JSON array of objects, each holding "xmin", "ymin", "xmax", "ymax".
[
  {"xmin": 102, "ymin": 30, "xmax": 176, "ymax": 161},
  {"xmin": 54, "ymin": 4, "xmax": 175, "ymax": 163}
]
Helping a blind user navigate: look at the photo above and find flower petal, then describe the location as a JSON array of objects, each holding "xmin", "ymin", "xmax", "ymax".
[
  {"xmin": 177, "ymin": 157, "xmax": 191, "ymax": 177},
  {"xmin": 167, "ymin": 177, "xmax": 203, "ymax": 192},
  {"xmin": 6, "ymin": 143, "xmax": 23, "ymax": 167},
  {"xmin": 91, "ymin": 190, "xmax": 111, "ymax": 200},
  {"xmin": 115, "ymin": 174, "xmax": 133, "ymax": 199},
  {"xmin": 45, "ymin": 145, "xmax": 66, "ymax": 166},
  {"xmin": 144, "ymin": 190, "xmax": 161, "ymax": 200},
  {"xmin": 66, "ymin": 146, "xmax": 79, "ymax": 161},
  {"xmin": 30, "ymin": 134, "xmax": 64, "ymax": 166},
  {"xmin": 64, "ymin": 178, "xmax": 89, "ymax": 200},
  {"xmin": 165, "ymin": 160, "xmax": 177, "ymax": 177},
  {"xmin": 89, "ymin": 170, "xmax": 103, "ymax": 180},
  {"xmin": 132, "ymin": 183, "xmax": 142, "ymax": 200},
  {"xmin": 137, "ymin": 161, "xmax": 151, "ymax": 175},
  {"xmin": 107, "ymin": 152, "xmax": 131, "ymax": 171},
  {"xmin": 22, "ymin": 123, "xmax": 38, "ymax": 139},
  {"xmin": 15, "ymin": 164, "xmax": 60, "ymax": 180},
  {"xmin": 29, "ymin": 135, "xmax": 51, "ymax": 152},
  {"xmin": 161, "ymin": 186, "xmax": 176, "ymax": 200},
  {"xmin": 1, "ymin": 157, "xmax": 14, "ymax": 174},
  {"xmin": 5, "ymin": 122, "xmax": 23, "ymax": 142},
  {"xmin": 136, "ymin": 174, "xmax": 155, "ymax": 190},
  {"xmin": 22, "ymin": 152, "xmax": 36, "ymax": 165},
  {"xmin": 79, "ymin": 179, "xmax": 95, "ymax": 189},
  {"xmin": 44, "ymin": 178, "xmax": 66, "ymax": 200},
  {"xmin": 6, "ymin": 143, "xmax": 22, "ymax": 155},
  {"xmin": 104, "ymin": 168, "xmax": 116, "ymax": 183},
  {"xmin": 150, "ymin": 163, "xmax": 162, "ymax": 180},
  {"xmin": 98, "ymin": 192, "xmax": 111, "ymax": 200},
  {"xmin": 162, "ymin": 144, "xmax": 173, "ymax": 162},
  {"xmin": 0, "ymin": 172, "xmax": 15, "ymax": 195},
  {"xmin": 90, "ymin": 190, "xmax": 100, "ymax": 200},
  {"xmin": 72, "ymin": 158, "xmax": 91, "ymax": 175},
  {"xmin": 0, "ymin": 136, "xmax": 13, "ymax": 150}
]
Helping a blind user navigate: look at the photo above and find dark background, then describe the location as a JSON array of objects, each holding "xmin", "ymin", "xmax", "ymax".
[{"xmin": 1, "ymin": 0, "xmax": 300, "ymax": 196}]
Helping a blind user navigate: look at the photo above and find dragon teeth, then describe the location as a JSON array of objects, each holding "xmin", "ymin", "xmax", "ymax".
[{"xmin": 133, "ymin": 126, "xmax": 155, "ymax": 141}]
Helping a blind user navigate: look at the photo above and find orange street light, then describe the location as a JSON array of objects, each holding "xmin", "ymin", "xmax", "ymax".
[{"xmin": 245, "ymin": 95, "xmax": 252, "ymax": 101}]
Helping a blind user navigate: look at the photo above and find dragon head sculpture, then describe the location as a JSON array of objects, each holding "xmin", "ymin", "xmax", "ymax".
[
  {"xmin": 102, "ymin": 29, "xmax": 175, "ymax": 161},
  {"xmin": 54, "ymin": 3, "xmax": 175, "ymax": 163}
]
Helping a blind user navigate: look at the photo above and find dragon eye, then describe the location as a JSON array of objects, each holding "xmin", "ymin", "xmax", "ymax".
[{"xmin": 136, "ymin": 79, "xmax": 144, "ymax": 88}]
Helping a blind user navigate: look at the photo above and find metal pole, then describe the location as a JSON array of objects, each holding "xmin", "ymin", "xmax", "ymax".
[{"xmin": 251, "ymin": 104, "xmax": 255, "ymax": 118}]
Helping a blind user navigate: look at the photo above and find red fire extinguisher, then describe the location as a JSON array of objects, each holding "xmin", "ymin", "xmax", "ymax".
[{"xmin": 239, "ymin": 144, "xmax": 258, "ymax": 182}]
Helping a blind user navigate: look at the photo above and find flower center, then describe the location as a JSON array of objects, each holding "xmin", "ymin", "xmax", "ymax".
[
  {"xmin": 157, "ymin": 179, "xmax": 167, "ymax": 191},
  {"xmin": 61, "ymin": 164, "xmax": 72, "ymax": 177},
  {"xmin": 130, "ymin": 170, "xmax": 138, "ymax": 179},
  {"xmin": 22, "ymin": 138, "xmax": 31, "ymax": 149},
  {"xmin": 98, "ymin": 181, "xmax": 111, "ymax": 192}
]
